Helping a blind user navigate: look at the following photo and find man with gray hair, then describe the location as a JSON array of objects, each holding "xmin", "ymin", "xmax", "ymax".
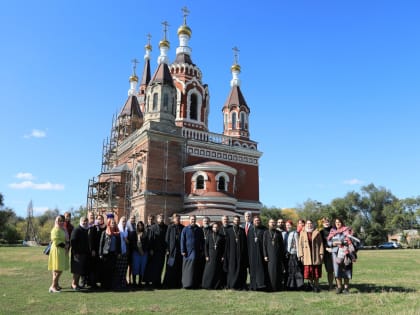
[{"xmin": 241, "ymin": 211, "xmax": 253, "ymax": 236}]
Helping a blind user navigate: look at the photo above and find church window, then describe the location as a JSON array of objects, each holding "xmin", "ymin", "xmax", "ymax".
[
  {"xmin": 153, "ymin": 93, "xmax": 158, "ymax": 111},
  {"xmin": 240, "ymin": 112, "xmax": 246, "ymax": 130},
  {"xmin": 218, "ymin": 176, "xmax": 226, "ymax": 191},
  {"xmin": 215, "ymin": 172, "xmax": 229, "ymax": 192},
  {"xmin": 190, "ymin": 94, "xmax": 198, "ymax": 120},
  {"xmin": 163, "ymin": 93, "xmax": 169, "ymax": 111},
  {"xmin": 232, "ymin": 112, "xmax": 237, "ymax": 130},
  {"xmin": 196, "ymin": 175, "xmax": 204, "ymax": 189}
]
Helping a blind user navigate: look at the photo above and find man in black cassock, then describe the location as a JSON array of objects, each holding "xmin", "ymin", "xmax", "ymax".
[
  {"xmin": 220, "ymin": 215, "xmax": 231, "ymax": 236},
  {"xmin": 199, "ymin": 216, "xmax": 211, "ymax": 280},
  {"xmin": 163, "ymin": 213, "xmax": 184, "ymax": 289},
  {"xmin": 223, "ymin": 215, "xmax": 248, "ymax": 290},
  {"xmin": 263, "ymin": 218, "xmax": 286, "ymax": 291},
  {"xmin": 202, "ymin": 222, "xmax": 225, "ymax": 289},
  {"xmin": 247, "ymin": 216, "xmax": 268, "ymax": 291},
  {"xmin": 145, "ymin": 213, "xmax": 167, "ymax": 288},
  {"xmin": 180, "ymin": 215, "xmax": 205, "ymax": 289}
]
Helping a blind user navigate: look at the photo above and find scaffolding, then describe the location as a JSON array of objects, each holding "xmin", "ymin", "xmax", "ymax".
[
  {"xmin": 87, "ymin": 112, "xmax": 134, "ymax": 218},
  {"xmin": 86, "ymin": 168, "xmax": 132, "ymax": 219}
]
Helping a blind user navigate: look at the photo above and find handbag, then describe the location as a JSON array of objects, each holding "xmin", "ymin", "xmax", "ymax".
[{"xmin": 43, "ymin": 242, "xmax": 52, "ymax": 255}]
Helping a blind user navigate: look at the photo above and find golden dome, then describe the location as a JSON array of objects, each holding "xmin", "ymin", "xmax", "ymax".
[
  {"xmin": 129, "ymin": 75, "xmax": 138, "ymax": 82},
  {"xmin": 231, "ymin": 64, "xmax": 241, "ymax": 72},
  {"xmin": 177, "ymin": 24, "xmax": 192, "ymax": 37},
  {"xmin": 159, "ymin": 39, "xmax": 170, "ymax": 48},
  {"xmin": 144, "ymin": 43, "xmax": 152, "ymax": 51}
]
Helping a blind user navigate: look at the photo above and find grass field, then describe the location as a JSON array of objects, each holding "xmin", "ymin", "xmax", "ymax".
[{"xmin": 0, "ymin": 247, "xmax": 419, "ymax": 315}]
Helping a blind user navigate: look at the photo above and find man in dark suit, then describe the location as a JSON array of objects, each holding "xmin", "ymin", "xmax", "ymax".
[{"xmin": 241, "ymin": 211, "xmax": 253, "ymax": 237}]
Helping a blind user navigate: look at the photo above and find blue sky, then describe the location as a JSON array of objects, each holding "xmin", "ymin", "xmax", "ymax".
[{"xmin": 1, "ymin": 1, "xmax": 419, "ymax": 217}]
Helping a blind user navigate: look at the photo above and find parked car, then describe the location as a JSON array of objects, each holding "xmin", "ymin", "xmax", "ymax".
[{"xmin": 377, "ymin": 242, "xmax": 402, "ymax": 249}]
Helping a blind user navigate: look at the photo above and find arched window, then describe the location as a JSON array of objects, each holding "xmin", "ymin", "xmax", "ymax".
[
  {"xmin": 191, "ymin": 171, "xmax": 208, "ymax": 191},
  {"xmin": 232, "ymin": 112, "xmax": 237, "ymax": 130},
  {"xmin": 152, "ymin": 93, "xmax": 158, "ymax": 111},
  {"xmin": 163, "ymin": 93, "xmax": 169, "ymax": 111},
  {"xmin": 196, "ymin": 175, "xmax": 204, "ymax": 189},
  {"xmin": 218, "ymin": 176, "xmax": 226, "ymax": 191},
  {"xmin": 190, "ymin": 94, "xmax": 198, "ymax": 120},
  {"xmin": 240, "ymin": 112, "xmax": 246, "ymax": 130},
  {"xmin": 224, "ymin": 113, "xmax": 228, "ymax": 129}
]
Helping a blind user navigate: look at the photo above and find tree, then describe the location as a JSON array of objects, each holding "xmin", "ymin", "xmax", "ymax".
[
  {"xmin": 0, "ymin": 192, "xmax": 4, "ymax": 208},
  {"xmin": 260, "ymin": 206, "xmax": 282, "ymax": 225}
]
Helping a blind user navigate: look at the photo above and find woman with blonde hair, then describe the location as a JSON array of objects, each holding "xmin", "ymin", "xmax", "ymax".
[{"xmin": 48, "ymin": 215, "xmax": 69, "ymax": 293}]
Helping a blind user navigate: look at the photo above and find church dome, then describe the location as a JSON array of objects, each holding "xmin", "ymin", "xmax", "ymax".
[
  {"xmin": 129, "ymin": 75, "xmax": 138, "ymax": 82},
  {"xmin": 231, "ymin": 64, "xmax": 241, "ymax": 72},
  {"xmin": 144, "ymin": 43, "xmax": 152, "ymax": 51},
  {"xmin": 159, "ymin": 39, "xmax": 170, "ymax": 48},
  {"xmin": 177, "ymin": 24, "xmax": 192, "ymax": 37}
]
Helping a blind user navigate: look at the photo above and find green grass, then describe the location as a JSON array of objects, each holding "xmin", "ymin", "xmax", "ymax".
[{"xmin": 0, "ymin": 247, "xmax": 419, "ymax": 314}]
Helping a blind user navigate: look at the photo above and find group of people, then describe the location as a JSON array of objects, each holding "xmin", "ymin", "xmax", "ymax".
[{"xmin": 47, "ymin": 211, "xmax": 358, "ymax": 294}]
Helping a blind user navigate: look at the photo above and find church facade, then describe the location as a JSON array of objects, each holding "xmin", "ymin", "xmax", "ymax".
[{"xmin": 86, "ymin": 12, "xmax": 262, "ymax": 223}]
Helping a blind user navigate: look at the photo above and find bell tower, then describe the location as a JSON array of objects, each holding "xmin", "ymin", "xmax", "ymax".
[
  {"xmin": 171, "ymin": 7, "xmax": 210, "ymax": 131},
  {"xmin": 222, "ymin": 47, "xmax": 250, "ymax": 140},
  {"xmin": 143, "ymin": 21, "xmax": 177, "ymax": 131}
]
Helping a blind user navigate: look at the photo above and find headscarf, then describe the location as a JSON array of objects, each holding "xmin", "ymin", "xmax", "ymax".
[
  {"xmin": 105, "ymin": 218, "xmax": 120, "ymax": 236},
  {"xmin": 118, "ymin": 216, "xmax": 128, "ymax": 255},
  {"xmin": 327, "ymin": 225, "xmax": 352, "ymax": 240}
]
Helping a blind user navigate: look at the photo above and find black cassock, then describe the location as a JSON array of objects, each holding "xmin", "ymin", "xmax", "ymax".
[
  {"xmin": 247, "ymin": 225, "xmax": 268, "ymax": 291},
  {"xmin": 223, "ymin": 225, "xmax": 248, "ymax": 290},
  {"xmin": 202, "ymin": 232, "xmax": 225, "ymax": 289},
  {"xmin": 263, "ymin": 228, "xmax": 286, "ymax": 291},
  {"xmin": 144, "ymin": 223, "xmax": 168, "ymax": 287},
  {"xmin": 163, "ymin": 223, "xmax": 184, "ymax": 288}
]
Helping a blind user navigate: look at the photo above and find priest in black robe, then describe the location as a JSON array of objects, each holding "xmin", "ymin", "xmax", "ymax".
[
  {"xmin": 163, "ymin": 213, "xmax": 184, "ymax": 289},
  {"xmin": 247, "ymin": 216, "xmax": 268, "ymax": 291},
  {"xmin": 202, "ymin": 222, "xmax": 225, "ymax": 289},
  {"xmin": 263, "ymin": 218, "xmax": 286, "ymax": 291},
  {"xmin": 145, "ymin": 213, "xmax": 167, "ymax": 288},
  {"xmin": 180, "ymin": 215, "xmax": 205, "ymax": 289},
  {"xmin": 223, "ymin": 215, "xmax": 248, "ymax": 290}
]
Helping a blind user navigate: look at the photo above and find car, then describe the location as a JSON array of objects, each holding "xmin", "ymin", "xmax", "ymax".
[{"xmin": 377, "ymin": 242, "xmax": 401, "ymax": 249}]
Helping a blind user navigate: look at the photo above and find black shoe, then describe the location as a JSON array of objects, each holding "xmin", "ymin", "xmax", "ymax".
[
  {"xmin": 336, "ymin": 288, "xmax": 343, "ymax": 294},
  {"xmin": 343, "ymin": 288, "xmax": 349, "ymax": 294},
  {"xmin": 313, "ymin": 286, "xmax": 321, "ymax": 293}
]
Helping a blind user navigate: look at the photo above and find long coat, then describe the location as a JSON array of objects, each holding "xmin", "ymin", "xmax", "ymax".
[
  {"xmin": 163, "ymin": 223, "xmax": 184, "ymax": 288},
  {"xmin": 247, "ymin": 225, "xmax": 268, "ymax": 290},
  {"xmin": 299, "ymin": 230, "xmax": 324, "ymax": 266}
]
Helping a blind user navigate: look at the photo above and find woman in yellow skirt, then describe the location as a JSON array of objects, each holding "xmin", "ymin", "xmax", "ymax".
[{"xmin": 48, "ymin": 215, "xmax": 69, "ymax": 292}]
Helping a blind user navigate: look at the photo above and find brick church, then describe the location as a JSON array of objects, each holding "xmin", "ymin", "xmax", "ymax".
[{"xmin": 87, "ymin": 10, "xmax": 262, "ymax": 224}]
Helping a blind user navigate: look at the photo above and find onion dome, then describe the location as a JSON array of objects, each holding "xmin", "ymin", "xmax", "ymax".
[{"xmin": 177, "ymin": 24, "xmax": 192, "ymax": 37}]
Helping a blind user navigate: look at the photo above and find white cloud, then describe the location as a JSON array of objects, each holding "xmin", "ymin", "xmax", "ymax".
[
  {"xmin": 15, "ymin": 172, "xmax": 35, "ymax": 180},
  {"xmin": 24, "ymin": 129, "xmax": 47, "ymax": 139},
  {"xmin": 9, "ymin": 181, "xmax": 64, "ymax": 190},
  {"xmin": 343, "ymin": 178, "xmax": 364, "ymax": 185}
]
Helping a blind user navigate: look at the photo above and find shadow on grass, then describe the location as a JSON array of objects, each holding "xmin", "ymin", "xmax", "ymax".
[{"xmin": 321, "ymin": 283, "xmax": 416, "ymax": 293}]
